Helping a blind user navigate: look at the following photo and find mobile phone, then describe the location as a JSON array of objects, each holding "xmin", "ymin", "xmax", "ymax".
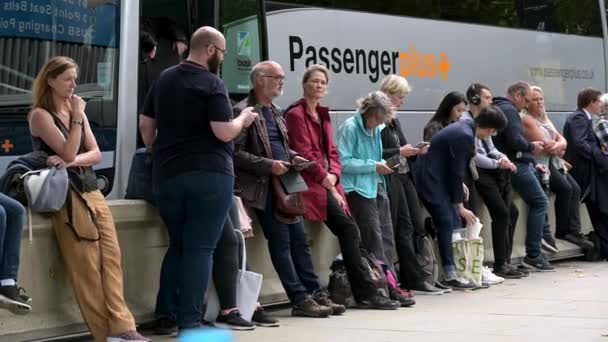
[
  {"xmin": 390, "ymin": 162, "xmax": 401, "ymax": 169},
  {"xmin": 386, "ymin": 155, "xmax": 400, "ymax": 168},
  {"xmin": 415, "ymin": 141, "xmax": 430, "ymax": 148}
]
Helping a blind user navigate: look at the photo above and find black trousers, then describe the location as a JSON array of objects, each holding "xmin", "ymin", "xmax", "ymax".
[
  {"xmin": 475, "ymin": 169, "xmax": 519, "ymax": 268},
  {"xmin": 549, "ymin": 164, "xmax": 582, "ymax": 237},
  {"xmin": 585, "ymin": 200, "xmax": 608, "ymax": 259},
  {"xmin": 386, "ymin": 173, "xmax": 425, "ymax": 288},
  {"xmin": 324, "ymin": 191, "xmax": 377, "ymax": 301}
]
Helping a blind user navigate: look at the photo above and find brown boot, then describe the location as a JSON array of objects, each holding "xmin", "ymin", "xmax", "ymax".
[
  {"xmin": 313, "ymin": 290, "xmax": 346, "ymax": 315},
  {"xmin": 292, "ymin": 296, "xmax": 332, "ymax": 318}
]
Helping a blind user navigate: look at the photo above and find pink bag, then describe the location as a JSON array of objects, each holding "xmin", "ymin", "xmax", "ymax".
[{"xmin": 234, "ymin": 196, "xmax": 253, "ymax": 238}]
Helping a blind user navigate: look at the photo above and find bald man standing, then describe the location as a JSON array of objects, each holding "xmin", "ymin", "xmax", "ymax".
[{"xmin": 140, "ymin": 26, "xmax": 257, "ymax": 334}]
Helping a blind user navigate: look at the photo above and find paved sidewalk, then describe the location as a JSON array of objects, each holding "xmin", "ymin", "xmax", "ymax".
[{"xmin": 150, "ymin": 261, "xmax": 607, "ymax": 342}]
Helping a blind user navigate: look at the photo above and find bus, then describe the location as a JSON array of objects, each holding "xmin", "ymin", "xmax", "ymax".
[{"xmin": 1, "ymin": 0, "xmax": 608, "ymax": 198}]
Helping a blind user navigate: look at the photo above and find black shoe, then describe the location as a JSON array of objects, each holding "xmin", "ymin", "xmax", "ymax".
[
  {"xmin": 313, "ymin": 289, "xmax": 346, "ymax": 315},
  {"xmin": 388, "ymin": 286, "xmax": 415, "ymax": 307},
  {"xmin": 214, "ymin": 310, "xmax": 255, "ymax": 331},
  {"xmin": 444, "ymin": 277, "xmax": 477, "ymax": 290},
  {"xmin": 542, "ymin": 235, "xmax": 559, "ymax": 253},
  {"xmin": 514, "ymin": 264, "xmax": 530, "ymax": 276},
  {"xmin": 434, "ymin": 282, "xmax": 453, "ymax": 293},
  {"xmin": 357, "ymin": 294, "xmax": 400, "ymax": 310},
  {"xmin": 153, "ymin": 318, "xmax": 177, "ymax": 335},
  {"xmin": 493, "ymin": 264, "xmax": 524, "ymax": 279},
  {"xmin": 252, "ymin": 307, "xmax": 280, "ymax": 327},
  {"xmin": 0, "ymin": 285, "xmax": 31, "ymax": 314},
  {"xmin": 562, "ymin": 233, "xmax": 594, "ymax": 249},
  {"xmin": 410, "ymin": 281, "xmax": 444, "ymax": 295},
  {"xmin": 521, "ymin": 255, "xmax": 556, "ymax": 272}
]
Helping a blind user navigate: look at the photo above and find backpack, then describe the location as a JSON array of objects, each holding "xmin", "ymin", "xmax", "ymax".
[
  {"xmin": 584, "ymin": 231, "xmax": 602, "ymax": 262},
  {"xmin": 327, "ymin": 259, "xmax": 357, "ymax": 308}
]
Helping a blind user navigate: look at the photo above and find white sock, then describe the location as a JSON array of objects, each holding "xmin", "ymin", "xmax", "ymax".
[{"xmin": 0, "ymin": 279, "xmax": 16, "ymax": 286}]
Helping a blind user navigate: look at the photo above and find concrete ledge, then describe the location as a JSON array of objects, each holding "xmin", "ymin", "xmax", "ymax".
[{"xmin": 0, "ymin": 195, "xmax": 589, "ymax": 339}]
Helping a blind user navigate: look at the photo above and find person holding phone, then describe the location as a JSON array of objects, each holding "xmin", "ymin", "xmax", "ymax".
[
  {"xmin": 378, "ymin": 75, "xmax": 444, "ymax": 295},
  {"xmin": 285, "ymin": 65, "xmax": 402, "ymax": 309}
]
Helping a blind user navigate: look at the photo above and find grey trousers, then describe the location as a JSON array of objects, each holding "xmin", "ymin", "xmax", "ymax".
[{"xmin": 346, "ymin": 184, "xmax": 397, "ymax": 271}]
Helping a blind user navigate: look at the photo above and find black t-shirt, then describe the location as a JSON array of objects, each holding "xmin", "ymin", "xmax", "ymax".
[{"xmin": 142, "ymin": 60, "xmax": 234, "ymax": 180}]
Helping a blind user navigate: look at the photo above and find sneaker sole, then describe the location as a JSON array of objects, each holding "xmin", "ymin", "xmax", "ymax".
[
  {"xmin": 357, "ymin": 303, "xmax": 400, "ymax": 310},
  {"xmin": 494, "ymin": 273, "xmax": 524, "ymax": 279},
  {"xmin": 410, "ymin": 290, "xmax": 444, "ymax": 296},
  {"xmin": 253, "ymin": 321, "xmax": 280, "ymax": 328},
  {"xmin": 541, "ymin": 240, "xmax": 559, "ymax": 253},
  {"xmin": 292, "ymin": 310, "xmax": 331, "ymax": 318},
  {"xmin": 521, "ymin": 260, "xmax": 557, "ymax": 272},
  {"xmin": 213, "ymin": 322, "xmax": 256, "ymax": 331},
  {"xmin": 0, "ymin": 294, "xmax": 31, "ymax": 314}
]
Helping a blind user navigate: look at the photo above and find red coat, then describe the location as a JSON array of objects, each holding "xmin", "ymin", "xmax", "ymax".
[{"xmin": 285, "ymin": 98, "xmax": 351, "ymax": 221}]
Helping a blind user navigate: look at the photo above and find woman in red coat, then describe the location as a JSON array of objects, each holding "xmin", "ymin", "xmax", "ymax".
[{"xmin": 285, "ymin": 64, "xmax": 408, "ymax": 308}]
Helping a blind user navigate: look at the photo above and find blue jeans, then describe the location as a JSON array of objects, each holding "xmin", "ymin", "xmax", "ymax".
[
  {"xmin": 512, "ymin": 162, "xmax": 548, "ymax": 259},
  {"xmin": 0, "ymin": 193, "xmax": 25, "ymax": 281},
  {"xmin": 255, "ymin": 190, "xmax": 321, "ymax": 304},
  {"xmin": 423, "ymin": 200, "xmax": 461, "ymax": 275},
  {"xmin": 155, "ymin": 171, "xmax": 233, "ymax": 329}
]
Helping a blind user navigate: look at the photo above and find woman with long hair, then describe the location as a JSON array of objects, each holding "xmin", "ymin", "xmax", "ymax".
[
  {"xmin": 28, "ymin": 56, "xmax": 148, "ymax": 342},
  {"xmin": 423, "ymin": 91, "xmax": 467, "ymax": 142}
]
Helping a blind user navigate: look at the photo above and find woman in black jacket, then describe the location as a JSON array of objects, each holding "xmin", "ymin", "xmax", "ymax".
[{"xmin": 379, "ymin": 75, "xmax": 444, "ymax": 295}]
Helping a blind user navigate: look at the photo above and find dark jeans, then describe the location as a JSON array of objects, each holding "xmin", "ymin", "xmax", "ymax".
[
  {"xmin": 346, "ymin": 184, "xmax": 396, "ymax": 271},
  {"xmin": 386, "ymin": 173, "xmax": 425, "ymax": 288},
  {"xmin": 475, "ymin": 169, "xmax": 518, "ymax": 268},
  {"xmin": 549, "ymin": 164, "xmax": 582, "ymax": 237},
  {"xmin": 398, "ymin": 173, "xmax": 425, "ymax": 236},
  {"xmin": 212, "ymin": 204, "xmax": 240, "ymax": 311},
  {"xmin": 255, "ymin": 188, "xmax": 321, "ymax": 304},
  {"xmin": 155, "ymin": 171, "xmax": 233, "ymax": 329},
  {"xmin": 323, "ymin": 190, "xmax": 377, "ymax": 301},
  {"xmin": 511, "ymin": 162, "xmax": 548, "ymax": 259},
  {"xmin": 422, "ymin": 199, "xmax": 461, "ymax": 274},
  {"xmin": 0, "ymin": 192, "xmax": 25, "ymax": 281}
]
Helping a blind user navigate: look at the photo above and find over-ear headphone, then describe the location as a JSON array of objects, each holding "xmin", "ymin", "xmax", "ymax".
[{"xmin": 469, "ymin": 84, "xmax": 481, "ymax": 105}]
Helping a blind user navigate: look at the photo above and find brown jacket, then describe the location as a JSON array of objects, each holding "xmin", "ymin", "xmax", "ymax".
[{"xmin": 233, "ymin": 92, "xmax": 297, "ymax": 210}]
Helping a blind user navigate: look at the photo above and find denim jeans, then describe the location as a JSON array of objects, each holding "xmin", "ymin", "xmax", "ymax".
[
  {"xmin": 155, "ymin": 171, "xmax": 233, "ymax": 329},
  {"xmin": 255, "ymin": 188, "xmax": 321, "ymax": 304},
  {"xmin": 0, "ymin": 192, "xmax": 26, "ymax": 281},
  {"xmin": 511, "ymin": 162, "xmax": 548, "ymax": 259}
]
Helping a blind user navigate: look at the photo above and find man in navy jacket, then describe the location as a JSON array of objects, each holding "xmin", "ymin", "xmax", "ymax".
[
  {"xmin": 563, "ymin": 88, "xmax": 608, "ymax": 259},
  {"xmin": 416, "ymin": 107, "xmax": 507, "ymax": 289},
  {"xmin": 493, "ymin": 81, "xmax": 555, "ymax": 272}
]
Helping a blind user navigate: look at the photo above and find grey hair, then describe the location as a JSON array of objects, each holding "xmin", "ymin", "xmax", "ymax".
[{"xmin": 357, "ymin": 91, "xmax": 394, "ymax": 120}]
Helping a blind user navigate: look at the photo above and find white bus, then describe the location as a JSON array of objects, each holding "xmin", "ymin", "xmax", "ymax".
[{"xmin": 1, "ymin": 0, "xmax": 608, "ymax": 198}]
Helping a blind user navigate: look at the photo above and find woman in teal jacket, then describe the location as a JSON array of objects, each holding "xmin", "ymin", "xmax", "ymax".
[{"xmin": 337, "ymin": 91, "xmax": 397, "ymax": 273}]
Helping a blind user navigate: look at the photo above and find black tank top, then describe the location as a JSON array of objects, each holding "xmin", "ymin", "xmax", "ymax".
[{"xmin": 31, "ymin": 113, "xmax": 98, "ymax": 193}]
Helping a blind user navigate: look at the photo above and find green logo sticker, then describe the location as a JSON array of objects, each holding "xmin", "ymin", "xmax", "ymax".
[{"xmin": 238, "ymin": 31, "xmax": 251, "ymax": 56}]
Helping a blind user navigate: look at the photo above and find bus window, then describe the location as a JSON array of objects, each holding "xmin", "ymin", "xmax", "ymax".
[
  {"xmin": 265, "ymin": 0, "xmax": 603, "ymax": 37},
  {"xmin": 0, "ymin": 0, "xmax": 121, "ymax": 195},
  {"xmin": 220, "ymin": 0, "xmax": 263, "ymax": 97}
]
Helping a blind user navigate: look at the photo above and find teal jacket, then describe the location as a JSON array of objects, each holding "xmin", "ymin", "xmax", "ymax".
[{"xmin": 337, "ymin": 112, "xmax": 385, "ymax": 199}]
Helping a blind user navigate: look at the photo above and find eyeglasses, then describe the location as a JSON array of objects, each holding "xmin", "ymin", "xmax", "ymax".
[
  {"xmin": 261, "ymin": 75, "xmax": 286, "ymax": 82},
  {"xmin": 208, "ymin": 44, "xmax": 227, "ymax": 54}
]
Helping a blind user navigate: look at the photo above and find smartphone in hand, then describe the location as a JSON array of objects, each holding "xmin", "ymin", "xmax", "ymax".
[{"xmin": 415, "ymin": 141, "xmax": 430, "ymax": 148}]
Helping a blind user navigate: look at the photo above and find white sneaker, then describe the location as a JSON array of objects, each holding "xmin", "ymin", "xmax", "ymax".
[{"xmin": 481, "ymin": 266, "xmax": 504, "ymax": 285}]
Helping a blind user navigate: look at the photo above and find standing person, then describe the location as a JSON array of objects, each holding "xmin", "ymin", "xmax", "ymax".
[
  {"xmin": 462, "ymin": 83, "xmax": 523, "ymax": 279},
  {"xmin": 234, "ymin": 61, "xmax": 341, "ymax": 318},
  {"xmin": 337, "ymin": 92, "xmax": 397, "ymax": 276},
  {"xmin": 141, "ymin": 27, "xmax": 258, "ymax": 334},
  {"xmin": 423, "ymin": 91, "xmax": 468, "ymax": 142},
  {"xmin": 28, "ymin": 56, "xmax": 149, "ymax": 341},
  {"xmin": 493, "ymin": 81, "xmax": 555, "ymax": 272},
  {"xmin": 378, "ymin": 75, "xmax": 444, "ymax": 295},
  {"xmin": 0, "ymin": 193, "xmax": 30, "ymax": 314},
  {"xmin": 522, "ymin": 86, "xmax": 593, "ymax": 249},
  {"xmin": 563, "ymin": 87, "xmax": 608, "ymax": 260},
  {"xmin": 285, "ymin": 65, "xmax": 402, "ymax": 308},
  {"xmin": 415, "ymin": 107, "xmax": 507, "ymax": 289}
]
